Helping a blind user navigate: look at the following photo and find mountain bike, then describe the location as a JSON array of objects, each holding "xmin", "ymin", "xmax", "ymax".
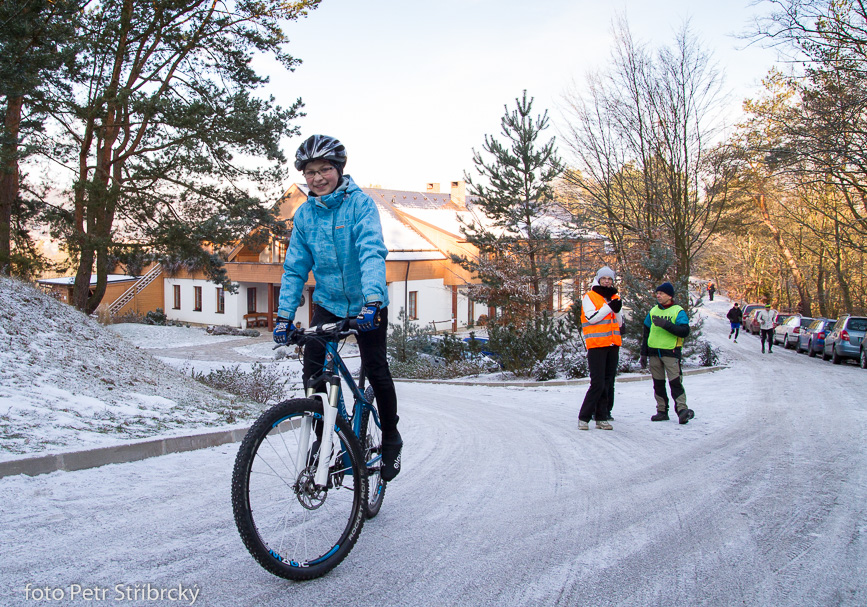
[{"xmin": 231, "ymin": 318, "xmax": 387, "ymax": 580}]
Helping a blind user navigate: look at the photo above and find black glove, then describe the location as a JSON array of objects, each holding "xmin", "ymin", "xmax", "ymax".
[
  {"xmin": 639, "ymin": 354, "xmax": 648, "ymax": 369},
  {"xmin": 651, "ymin": 316, "xmax": 675, "ymax": 331},
  {"xmin": 357, "ymin": 302, "xmax": 382, "ymax": 332},
  {"xmin": 273, "ymin": 316, "xmax": 295, "ymax": 344},
  {"xmin": 608, "ymin": 298, "xmax": 622, "ymax": 313}
]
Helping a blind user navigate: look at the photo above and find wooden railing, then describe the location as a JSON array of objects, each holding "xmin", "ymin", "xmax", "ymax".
[{"xmin": 108, "ymin": 264, "xmax": 163, "ymax": 316}]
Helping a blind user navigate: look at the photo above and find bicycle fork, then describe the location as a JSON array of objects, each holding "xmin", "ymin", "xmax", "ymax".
[{"xmin": 298, "ymin": 375, "xmax": 342, "ymax": 489}]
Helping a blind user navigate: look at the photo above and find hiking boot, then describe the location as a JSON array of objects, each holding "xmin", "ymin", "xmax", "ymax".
[
  {"xmin": 578, "ymin": 420, "xmax": 589, "ymax": 431},
  {"xmin": 651, "ymin": 411, "xmax": 669, "ymax": 422},
  {"xmin": 678, "ymin": 408, "xmax": 695, "ymax": 425},
  {"xmin": 380, "ymin": 434, "xmax": 402, "ymax": 482},
  {"xmin": 733, "ymin": 339, "xmax": 737, "ymax": 343},
  {"xmin": 596, "ymin": 420, "xmax": 613, "ymax": 430},
  {"xmin": 728, "ymin": 332, "xmax": 732, "ymax": 339}
]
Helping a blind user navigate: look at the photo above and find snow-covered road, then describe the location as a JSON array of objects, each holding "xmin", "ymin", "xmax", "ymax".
[{"xmin": 1, "ymin": 298, "xmax": 865, "ymax": 606}]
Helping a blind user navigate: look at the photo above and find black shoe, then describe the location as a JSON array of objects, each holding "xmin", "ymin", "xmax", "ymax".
[
  {"xmin": 651, "ymin": 411, "xmax": 669, "ymax": 422},
  {"xmin": 678, "ymin": 409, "xmax": 695, "ymax": 425},
  {"xmin": 381, "ymin": 435, "xmax": 402, "ymax": 482}
]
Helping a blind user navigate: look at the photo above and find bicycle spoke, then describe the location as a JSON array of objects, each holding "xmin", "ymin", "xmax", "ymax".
[{"xmin": 232, "ymin": 399, "xmax": 366, "ymax": 580}]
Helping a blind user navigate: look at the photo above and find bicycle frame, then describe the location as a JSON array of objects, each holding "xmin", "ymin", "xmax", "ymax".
[{"xmin": 299, "ymin": 330, "xmax": 381, "ymax": 488}]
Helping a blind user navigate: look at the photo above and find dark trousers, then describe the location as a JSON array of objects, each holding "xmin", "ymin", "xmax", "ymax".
[
  {"xmin": 579, "ymin": 346, "xmax": 619, "ymax": 422},
  {"xmin": 760, "ymin": 328, "xmax": 774, "ymax": 351},
  {"xmin": 303, "ymin": 306, "xmax": 399, "ymax": 438}
]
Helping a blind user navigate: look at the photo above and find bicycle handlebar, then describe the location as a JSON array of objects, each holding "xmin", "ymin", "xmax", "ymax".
[{"xmin": 273, "ymin": 318, "xmax": 359, "ymax": 349}]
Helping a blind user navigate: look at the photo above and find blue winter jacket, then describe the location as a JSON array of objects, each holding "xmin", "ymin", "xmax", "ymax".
[{"xmin": 277, "ymin": 176, "xmax": 390, "ymax": 320}]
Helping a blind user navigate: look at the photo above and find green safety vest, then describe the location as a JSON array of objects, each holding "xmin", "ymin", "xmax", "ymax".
[{"xmin": 648, "ymin": 304, "xmax": 685, "ymax": 350}]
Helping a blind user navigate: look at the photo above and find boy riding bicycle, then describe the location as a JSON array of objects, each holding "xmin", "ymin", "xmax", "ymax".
[{"xmin": 273, "ymin": 135, "xmax": 402, "ymax": 481}]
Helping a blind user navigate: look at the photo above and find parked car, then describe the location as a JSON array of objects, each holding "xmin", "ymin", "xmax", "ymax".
[
  {"xmin": 463, "ymin": 336, "xmax": 496, "ymax": 357},
  {"xmin": 405, "ymin": 334, "xmax": 500, "ymax": 371},
  {"xmin": 796, "ymin": 318, "xmax": 836, "ymax": 357},
  {"xmin": 745, "ymin": 309, "xmax": 763, "ymax": 335},
  {"xmin": 823, "ymin": 315, "xmax": 867, "ymax": 365},
  {"xmin": 771, "ymin": 311, "xmax": 792, "ymax": 328},
  {"xmin": 740, "ymin": 304, "xmax": 764, "ymax": 332},
  {"xmin": 774, "ymin": 315, "xmax": 815, "ymax": 349}
]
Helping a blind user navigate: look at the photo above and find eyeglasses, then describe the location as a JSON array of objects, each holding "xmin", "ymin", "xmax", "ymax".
[{"xmin": 303, "ymin": 166, "xmax": 336, "ymax": 179}]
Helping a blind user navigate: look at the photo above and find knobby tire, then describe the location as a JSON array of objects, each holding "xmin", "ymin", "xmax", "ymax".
[
  {"xmin": 360, "ymin": 385, "xmax": 387, "ymax": 518},
  {"xmin": 231, "ymin": 398, "xmax": 367, "ymax": 580}
]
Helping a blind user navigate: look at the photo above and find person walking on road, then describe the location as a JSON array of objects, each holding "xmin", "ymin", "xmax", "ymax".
[
  {"xmin": 273, "ymin": 134, "xmax": 402, "ymax": 481},
  {"xmin": 727, "ymin": 302, "xmax": 743, "ymax": 342},
  {"xmin": 756, "ymin": 303, "xmax": 776, "ymax": 354},
  {"xmin": 707, "ymin": 281, "xmax": 716, "ymax": 301},
  {"xmin": 640, "ymin": 282, "xmax": 695, "ymax": 425},
  {"xmin": 577, "ymin": 266, "xmax": 623, "ymax": 431}
]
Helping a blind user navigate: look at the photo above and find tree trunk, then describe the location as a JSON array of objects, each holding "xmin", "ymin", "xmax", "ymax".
[
  {"xmin": 0, "ymin": 95, "xmax": 23, "ymax": 274},
  {"xmin": 816, "ymin": 245, "xmax": 827, "ymax": 318},
  {"xmin": 757, "ymin": 194, "xmax": 812, "ymax": 316}
]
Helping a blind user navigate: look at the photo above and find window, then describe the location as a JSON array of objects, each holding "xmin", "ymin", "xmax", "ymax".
[
  {"xmin": 277, "ymin": 240, "xmax": 288, "ymax": 262},
  {"xmin": 247, "ymin": 287, "xmax": 257, "ymax": 313},
  {"xmin": 172, "ymin": 285, "xmax": 181, "ymax": 309},
  {"xmin": 468, "ymin": 299, "xmax": 474, "ymax": 324},
  {"xmin": 216, "ymin": 288, "xmax": 225, "ymax": 314},
  {"xmin": 408, "ymin": 291, "xmax": 418, "ymax": 319},
  {"xmin": 194, "ymin": 286, "xmax": 203, "ymax": 311},
  {"xmin": 272, "ymin": 285, "xmax": 281, "ymax": 304}
]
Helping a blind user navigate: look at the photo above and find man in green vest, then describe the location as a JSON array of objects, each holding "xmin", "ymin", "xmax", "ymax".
[{"xmin": 639, "ymin": 282, "xmax": 695, "ymax": 424}]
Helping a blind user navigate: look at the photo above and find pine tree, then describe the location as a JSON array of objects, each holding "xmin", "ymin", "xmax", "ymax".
[
  {"xmin": 42, "ymin": 0, "xmax": 319, "ymax": 313},
  {"xmin": 452, "ymin": 91, "xmax": 572, "ymax": 323},
  {"xmin": 0, "ymin": 0, "xmax": 80, "ymax": 276}
]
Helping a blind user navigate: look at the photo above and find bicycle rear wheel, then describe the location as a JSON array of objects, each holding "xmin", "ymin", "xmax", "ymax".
[
  {"xmin": 231, "ymin": 398, "xmax": 367, "ymax": 580},
  {"xmin": 360, "ymin": 386, "xmax": 387, "ymax": 518}
]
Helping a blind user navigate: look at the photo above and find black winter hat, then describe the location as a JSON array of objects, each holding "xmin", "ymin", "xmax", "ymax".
[{"xmin": 656, "ymin": 282, "xmax": 675, "ymax": 297}]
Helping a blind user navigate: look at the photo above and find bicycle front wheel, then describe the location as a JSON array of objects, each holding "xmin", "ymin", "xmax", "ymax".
[
  {"xmin": 360, "ymin": 386, "xmax": 387, "ymax": 518},
  {"xmin": 231, "ymin": 398, "xmax": 367, "ymax": 580}
]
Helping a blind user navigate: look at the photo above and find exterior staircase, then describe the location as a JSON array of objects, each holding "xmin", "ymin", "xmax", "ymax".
[{"xmin": 108, "ymin": 264, "xmax": 163, "ymax": 316}]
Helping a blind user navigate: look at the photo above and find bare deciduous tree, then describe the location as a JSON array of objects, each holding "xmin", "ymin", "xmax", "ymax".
[{"xmin": 561, "ymin": 17, "xmax": 730, "ymax": 305}]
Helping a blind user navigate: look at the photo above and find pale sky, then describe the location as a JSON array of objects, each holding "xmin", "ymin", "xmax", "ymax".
[{"xmin": 262, "ymin": 0, "xmax": 779, "ymax": 192}]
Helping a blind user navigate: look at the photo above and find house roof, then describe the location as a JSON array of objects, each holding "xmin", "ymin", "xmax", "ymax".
[
  {"xmin": 38, "ymin": 275, "xmax": 139, "ymax": 286},
  {"xmin": 284, "ymin": 183, "xmax": 446, "ymax": 261},
  {"xmin": 365, "ymin": 187, "xmax": 453, "ymax": 210},
  {"xmin": 278, "ymin": 181, "xmax": 605, "ymax": 263}
]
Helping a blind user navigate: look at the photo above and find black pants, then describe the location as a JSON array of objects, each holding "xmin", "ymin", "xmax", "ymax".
[
  {"xmin": 760, "ymin": 328, "xmax": 773, "ymax": 351},
  {"xmin": 579, "ymin": 346, "xmax": 619, "ymax": 422},
  {"xmin": 303, "ymin": 306, "xmax": 399, "ymax": 438}
]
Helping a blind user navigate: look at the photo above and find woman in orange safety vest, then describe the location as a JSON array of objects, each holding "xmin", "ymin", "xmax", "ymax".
[{"xmin": 578, "ymin": 266, "xmax": 623, "ymax": 431}]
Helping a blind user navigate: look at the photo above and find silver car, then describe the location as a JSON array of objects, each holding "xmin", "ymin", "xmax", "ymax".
[
  {"xmin": 823, "ymin": 315, "xmax": 867, "ymax": 366},
  {"xmin": 774, "ymin": 315, "xmax": 815, "ymax": 349}
]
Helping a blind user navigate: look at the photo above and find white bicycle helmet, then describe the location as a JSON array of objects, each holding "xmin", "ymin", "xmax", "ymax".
[{"xmin": 294, "ymin": 134, "xmax": 347, "ymax": 171}]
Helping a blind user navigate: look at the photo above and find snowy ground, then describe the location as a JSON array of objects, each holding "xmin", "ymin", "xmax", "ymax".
[
  {"xmin": 1, "ymin": 280, "xmax": 866, "ymax": 606},
  {"xmin": 0, "ymin": 277, "xmax": 278, "ymax": 458}
]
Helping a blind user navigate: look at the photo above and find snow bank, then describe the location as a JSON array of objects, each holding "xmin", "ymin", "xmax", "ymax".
[{"xmin": 0, "ymin": 276, "xmax": 261, "ymax": 459}]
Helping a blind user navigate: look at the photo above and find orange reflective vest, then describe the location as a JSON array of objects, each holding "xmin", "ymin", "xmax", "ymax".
[{"xmin": 581, "ymin": 290, "xmax": 622, "ymax": 349}]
